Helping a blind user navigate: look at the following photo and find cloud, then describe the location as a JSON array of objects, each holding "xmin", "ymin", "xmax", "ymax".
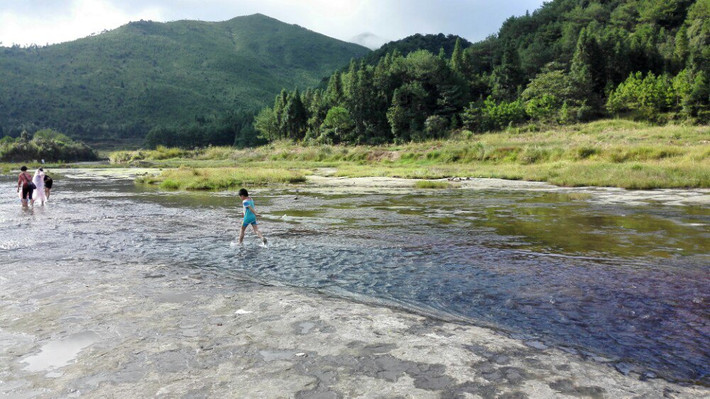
[{"xmin": 0, "ymin": 0, "xmax": 164, "ymax": 46}]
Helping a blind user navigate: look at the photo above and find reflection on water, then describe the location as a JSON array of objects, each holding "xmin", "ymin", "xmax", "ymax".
[
  {"xmin": 1, "ymin": 173, "xmax": 708, "ymax": 384},
  {"xmin": 23, "ymin": 332, "xmax": 100, "ymax": 373}
]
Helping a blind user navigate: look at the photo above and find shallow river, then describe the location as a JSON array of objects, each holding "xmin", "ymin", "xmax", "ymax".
[{"xmin": 1, "ymin": 170, "xmax": 708, "ymax": 384}]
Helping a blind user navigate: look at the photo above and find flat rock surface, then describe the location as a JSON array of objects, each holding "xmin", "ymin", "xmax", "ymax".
[
  {"xmin": 1, "ymin": 261, "xmax": 706, "ymax": 398},
  {"xmin": 306, "ymin": 175, "xmax": 710, "ymax": 206}
]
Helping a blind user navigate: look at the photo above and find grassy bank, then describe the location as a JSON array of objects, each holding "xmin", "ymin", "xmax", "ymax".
[
  {"xmin": 136, "ymin": 166, "xmax": 307, "ymax": 190},
  {"xmin": 112, "ymin": 120, "xmax": 709, "ymax": 190}
]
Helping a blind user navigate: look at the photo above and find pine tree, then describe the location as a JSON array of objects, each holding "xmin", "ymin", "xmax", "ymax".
[
  {"xmin": 325, "ymin": 73, "xmax": 344, "ymax": 107},
  {"xmin": 674, "ymin": 25, "xmax": 690, "ymax": 68},
  {"xmin": 451, "ymin": 38, "xmax": 465, "ymax": 74},
  {"xmin": 280, "ymin": 89, "xmax": 308, "ymax": 140},
  {"xmin": 491, "ymin": 41, "xmax": 523, "ymax": 101},
  {"xmin": 273, "ymin": 89, "xmax": 289, "ymax": 139},
  {"xmin": 570, "ymin": 28, "xmax": 606, "ymax": 111}
]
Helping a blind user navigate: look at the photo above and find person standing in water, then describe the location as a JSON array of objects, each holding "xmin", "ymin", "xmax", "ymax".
[
  {"xmin": 238, "ymin": 188, "xmax": 267, "ymax": 245},
  {"xmin": 44, "ymin": 172, "xmax": 53, "ymax": 200},
  {"xmin": 32, "ymin": 168, "xmax": 47, "ymax": 206},
  {"xmin": 16, "ymin": 166, "xmax": 34, "ymax": 207}
]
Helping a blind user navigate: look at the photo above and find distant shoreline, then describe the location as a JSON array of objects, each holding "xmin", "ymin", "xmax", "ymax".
[{"xmin": 3, "ymin": 120, "xmax": 709, "ymax": 190}]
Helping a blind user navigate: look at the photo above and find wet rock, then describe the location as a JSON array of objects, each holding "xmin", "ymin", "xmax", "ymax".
[
  {"xmin": 640, "ymin": 370, "xmax": 658, "ymax": 380},
  {"xmin": 463, "ymin": 343, "xmax": 495, "ymax": 359},
  {"xmin": 498, "ymin": 392, "xmax": 528, "ymax": 399},
  {"xmin": 150, "ymin": 349, "xmax": 200, "ymax": 373},
  {"xmin": 259, "ymin": 349, "xmax": 299, "ymax": 362},
  {"xmin": 182, "ymin": 387, "xmax": 210, "ymax": 399},
  {"xmin": 549, "ymin": 379, "xmax": 605, "ymax": 398},
  {"xmin": 494, "ymin": 355, "xmax": 511, "ymax": 365},
  {"xmin": 555, "ymin": 364, "xmax": 572, "ymax": 371},
  {"xmin": 501, "ymin": 367, "xmax": 528, "ymax": 385},
  {"xmin": 361, "ymin": 343, "xmax": 397, "ymax": 355},
  {"xmin": 413, "ymin": 373, "xmax": 457, "ymax": 391},
  {"xmin": 295, "ymin": 389, "xmax": 340, "ymax": 399},
  {"xmin": 524, "ymin": 340, "xmax": 548, "ymax": 350},
  {"xmin": 292, "ymin": 319, "xmax": 335, "ymax": 335},
  {"xmin": 615, "ymin": 362, "xmax": 636, "ymax": 376},
  {"xmin": 442, "ymin": 381, "xmax": 498, "ymax": 399},
  {"xmin": 321, "ymin": 354, "xmax": 360, "ymax": 369},
  {"xmin": 404, "ymin": 319, "xmax": 444, "ymax": 335}
]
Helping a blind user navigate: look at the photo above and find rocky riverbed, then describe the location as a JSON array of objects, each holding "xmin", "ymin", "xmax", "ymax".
[{"xmin": 1, "ymin": 259, "xmax": 706, "ymax": 398}]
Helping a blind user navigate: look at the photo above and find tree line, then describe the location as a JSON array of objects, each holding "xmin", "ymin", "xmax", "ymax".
[{"xmin": 143, "ymin": 111, "xmax": 266, "ymax": 149}]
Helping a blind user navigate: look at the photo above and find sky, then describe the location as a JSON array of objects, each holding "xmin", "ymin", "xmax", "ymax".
[{"xmin": 0, "ymin": 0, "xmax": 547, "ymax": 49}]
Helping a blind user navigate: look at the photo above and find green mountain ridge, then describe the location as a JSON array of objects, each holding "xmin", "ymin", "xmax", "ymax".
[{"xmin": 0, "ymin": 14, "xmax": 370, "ymax": 143}]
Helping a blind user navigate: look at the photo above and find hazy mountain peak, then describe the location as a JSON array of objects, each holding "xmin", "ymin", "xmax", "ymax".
[{"xmin": 351, "ymin": 32, "xmax": 387, "ymax": 50}]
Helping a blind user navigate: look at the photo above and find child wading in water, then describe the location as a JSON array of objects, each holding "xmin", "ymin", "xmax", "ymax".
[{"xmin": 238, "ymin": 188, "xmax": 267, "ymax": 245}]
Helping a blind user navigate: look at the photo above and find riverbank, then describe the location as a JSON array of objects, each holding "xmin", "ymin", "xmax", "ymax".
[
  {"xmin": 109, "ymin": 120, "xmax": 709, "ymax": 190},
  {"xmin": 1, "ymin": 260, "xmax": 707, "ymax": 398}
]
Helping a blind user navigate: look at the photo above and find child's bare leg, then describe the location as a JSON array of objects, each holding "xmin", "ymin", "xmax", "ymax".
[
  {"xmin": 252, "ymin": 224, "xmax": 267, "ymax": 244},
  {"xmin": 238, "ymin": 226, "xmax": 247, "ymax": 244}
]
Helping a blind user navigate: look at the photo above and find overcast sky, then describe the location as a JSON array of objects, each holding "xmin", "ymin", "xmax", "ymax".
[{"xmin": 1, "ymin": 0, "xmax": 547, "ymax": 48}]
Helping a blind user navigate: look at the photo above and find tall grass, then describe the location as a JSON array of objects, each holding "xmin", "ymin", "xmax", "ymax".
[
  {"xmin": 414, "ymin": 180, "xmax": 451, "ymax": 189},
  {"xmin": 117, "ymin": 120, "xmax": 709, "ymax": 189},
  {"xmin": 136, "ymin": 166, "xmax": 307, "ymax": 190}
]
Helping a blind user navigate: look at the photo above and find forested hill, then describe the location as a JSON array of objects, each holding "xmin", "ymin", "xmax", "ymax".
[
  {"xmin": 471, "ymin": 0, "xmax": 707, "ymax": 96},
  {"xmin": 253, "ymin": 0, "xmax": 709, "ymax": 146},
  {"xmin": 0, "ymin": 14, "xmax": 370, "ymax": 145}
]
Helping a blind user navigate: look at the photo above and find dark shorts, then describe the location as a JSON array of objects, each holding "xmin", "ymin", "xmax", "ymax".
[
  {"xmin": 22, "ymin": 184, "xmax": 34, "ymax": 200},
  {"xmin": 45, "ymin": 179, "xmax": 53, "ymax": 189}
]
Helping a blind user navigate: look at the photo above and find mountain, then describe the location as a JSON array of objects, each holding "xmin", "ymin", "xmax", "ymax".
[{"xmin": 0, "ymin": 14, "xmax": 370, "ymax": 144}]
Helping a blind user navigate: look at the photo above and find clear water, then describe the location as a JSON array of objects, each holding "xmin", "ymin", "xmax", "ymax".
[{"xmin": 1, "ymin": 172, "xmax": 708, "ymax": 384}]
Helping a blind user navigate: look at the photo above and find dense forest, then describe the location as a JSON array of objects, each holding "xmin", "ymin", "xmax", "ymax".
[{"xmin": 249, "ymin": 0, "xmax": 709, "ymax": 145}]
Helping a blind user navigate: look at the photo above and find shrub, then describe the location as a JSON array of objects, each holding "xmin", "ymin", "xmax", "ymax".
[
  {"xmin": 159, "ymin": 179, "xmax": 180, "ymax": 190},
  {"xmin": 462, "ymin": 96, "xmax": 528, "ymax": 132},
  {"xmin": 607, "ymin": 72, "xmax": 678, "ymax": 120},
  {"xmin": 520, "ymin": 147, "xmax": 550, "ymax": 164},
  {"xmin": 577, "ymin": 147, "xmax": 600, "ymax": 159},
  {"xmin": 415, "ymin": 180, "xmax": 450, "ymax": 189},
  {"xmin": 0, "ymin": 131, "xmax": 98, "ymax": 162}
]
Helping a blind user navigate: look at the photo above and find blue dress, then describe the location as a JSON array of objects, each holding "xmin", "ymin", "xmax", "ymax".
[{"xmin": 242, "ymin": 198, "xmax": 257, "ymax": 227}]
